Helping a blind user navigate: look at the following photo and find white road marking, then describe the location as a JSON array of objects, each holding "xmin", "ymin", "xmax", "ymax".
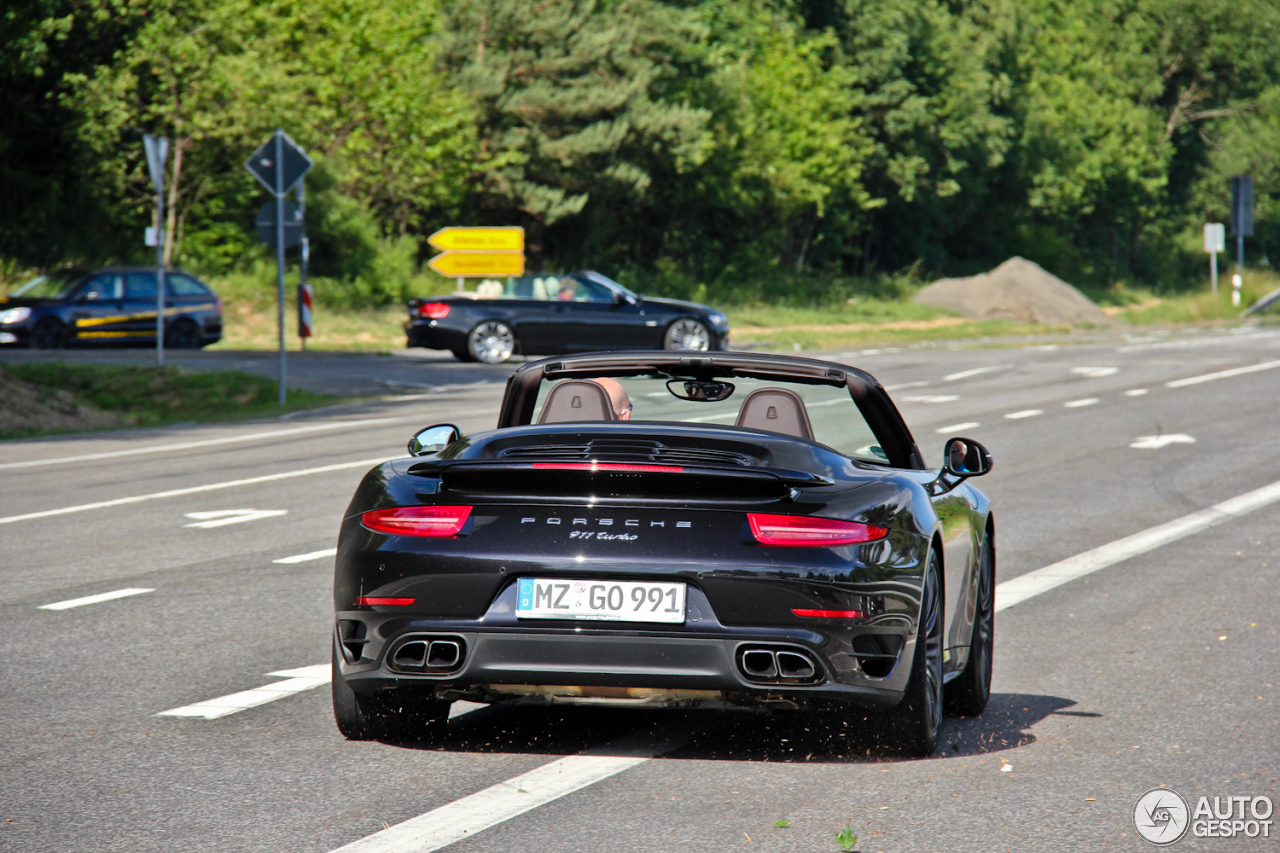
[
  {"xmin": 944, "ymin": 366, "xmax": 1007, "ymax": 381},
  {"xmin": 1064, "ymin": 398, "xmax": 1099, "ymax": 408},
  {"xmin": 996, "ymin": 477, "xmax": 1280, "ymax": 612},
  {"xmin": 1165, "ymin": 359, "xmax": 1280, "ymax": 388},
  {"xmin": 936, "ymin": 422, "xmax": 979, "ymax": 434},
  {"xmin": 0, "ymin": 457, "xmax": 386, "ymax": 526},
  {"xmin": 1071, "ymin": 366, "xmax": 1119, "ymax": 378},
  {"xmin": 901, "ymin": 395, "xmax": 960, "ymax": 404},
  {"xmin": 273, "ymin": 548, "xmax": 337, "ymax": 564},
  {"xmin": 1124, "ymin": 389, "xmax": 1149, "ymax": 397},
  {"xmin": 1004, "ymin": 409, "xmax": 1043, "ymax": 420},
  {"xmin": 183, "ymin": 509, "xmax": 288, "ymax": 528},
  {"xmin": 39, "ymin": 588, "xmax": 154, "ymax": 610},
  {"xmin": 1130, "ymin": 434, "xmax": 1195, "ymax": 450},
  {"xmin": 0, "ymin": 418, "xmax": 412, "ymax": 471},
  {"xmin": 884, "ymin": 381, "xmax": 929, "ymax": 391},
  {"xmin": 157, "ymin": 665, "xmax": 331, "ymax": 719},
  {"xmin": 328, "ymin": 728, "xmax": 686, "ymax": 853}
]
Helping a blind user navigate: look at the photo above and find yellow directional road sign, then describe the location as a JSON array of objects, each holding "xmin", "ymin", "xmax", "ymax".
[
  {"xmin": 428, "ymin": 252, "xmax": 526, "ymax": 277},
  {"xmin": 428, "ymin": 226, "xmax": 525, "ymax": 252}
]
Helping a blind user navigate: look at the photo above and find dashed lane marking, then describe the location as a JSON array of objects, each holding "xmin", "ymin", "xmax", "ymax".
[
  {"xmin": 273, "ymin": 548, "xmax": 337, "ymax": 564},
  {"xmin": 0, "ymin": 418, "xmax": 412, "ymax": 471},
  {"xmin": 1071, "ymin": 366, "xmax": 1119, "ymax": 378},
  {"xmin": 935, "ymin": 422, "xmax": 979, "ymax": 434},
  {"xmin": 901, "ymin": 395, "xmax": 960, "ymax": 404},
  {"xmin": 1004, "ymin": 409, "xmax": 1043, "ymax": 419},
  {"xmin": 1125, "ymin": 389, "xmax": 1149, "ymax": 396},
  {"xmin": 884, "ymin": 381, "xmax": 929, "ymax": 391},
  {"xmin": 157, "ymin": 665, "xmax": 332, "ymax": 719},
  {"xmin": 184, "ymin": 509, "xmax": 288, "ymax": 528},
  {"xmin": 1130, "ymin": 434, "xmax": 1195, "ymax": 450},
  {"xmin": 1165, "ymin": 359, "xmax": 1280, "ymax": 388},
  {"xmin": 943, "ymin": 366, "xmax": 1009, "ymax": 382},
  {"xmin": 0, "ymin": 457, "xmax": 386, "ymax": 526},
  {"xmin": 328, "ymin": 728, "xmax": 687, "ymax": 853},
  {"xmin": 1064, "ymin": 398, "xmax": 1100, "ymax": 408},
  {"xmin": 39, "ymin": 588, "xmax": 154, "ymax": 610},
  {"xmin": 996, "ymin": 476, "xmax": 1280, "ymax": 612}
]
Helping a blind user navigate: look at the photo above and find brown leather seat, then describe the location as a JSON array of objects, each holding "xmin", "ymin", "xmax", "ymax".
[
  {"xmin": 734, "ymin": 387, "xmax": 815, "ymax": 440},
  {"xmin": 537, "ymin": 380, "xmax": 618, "ymax": 424}
]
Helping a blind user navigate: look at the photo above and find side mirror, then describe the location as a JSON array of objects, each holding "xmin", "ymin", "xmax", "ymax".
[
  {"xmin": 408, "ymin": 423, "xmax": 460, "ymax": 457},
  {"xmin": 942, "ymin": 437, "xmax": 993, "ymax": 478},
  {"xmin": 78, "ymin": 291, "xmax": 100, "ymax": 303},
  {"xmin": 616, "ymin": 291, "xmax": 638, "ymax": 306}
]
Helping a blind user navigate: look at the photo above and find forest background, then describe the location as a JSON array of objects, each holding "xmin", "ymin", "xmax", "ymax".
[{"xmin": 3, "ymin": 0, "xmax": 1279, "ymax": 312}]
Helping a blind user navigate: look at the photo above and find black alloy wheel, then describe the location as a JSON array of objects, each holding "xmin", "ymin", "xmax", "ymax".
[
  {"xmin": 164, "ymin": 318, "xmax": 202, "ymax": 349},
  {"xmin": 466, "ymin": 320, "xmax": 516, "ymax": 364},
  {"xmin": 886, "ymin": 551, "xmax": 944, "ymax": 756},
  {"xmin": 30, "ymin": 318, "xmax": 67, "ymax": 349},
  {"xmin": 946, "ymin": 534, "xmax": 994, "ymax": 716},
  {"xmin": 663, "ymin": 318, "xmax": 711, "ymax": 351}
]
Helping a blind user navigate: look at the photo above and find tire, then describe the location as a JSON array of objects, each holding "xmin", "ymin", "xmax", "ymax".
[
  {"xmin": 451, "ymin": 348, "xmax": 474, "ymax": 363},
  {"xmin": 663, "ymin": 318, "xmax": 711, "ymax": 351},
  {"xmin": 885, "ymin": 551, "xmax": 944, "ymax": 756},
  {"xmin": 946, "ymin": 533, "xmax": 994, "ymax": 717},
  {"xmin": 331, "ymin": 640, "xmax": 452, "ymax": 741},
  {"xmin": 466, "ymin": 320, "xmax": 515, "ymax": 364},
  {"xmin": 30, "ymin": 318, "xmax": 67, "ymax": 349},
  {"xmin": 164, "ymin": 318, "xmax": 202, "ymax": 349}
]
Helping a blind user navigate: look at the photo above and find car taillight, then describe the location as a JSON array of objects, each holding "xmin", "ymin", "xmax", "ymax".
[
  {"xmin": 356, "ymin": 597, "xmax": 416, "ymax": 606},
  {"xmin": 747, "ymin": 513, "xmax": 888, "ymax": 547},
  {"xmin": 418, "ymin": 302, "xmax": 450, "ymax": 319},
  {"xmin": 531, "ymin": 462, "xmax": 684, "ymax": 473},
  {"xmin": 792, "ymin": 608, "xmax": 867, "ymax": 619},
  {"xmin": 361, "ymin": 506, "xmax": 472, "ymax": 537}
]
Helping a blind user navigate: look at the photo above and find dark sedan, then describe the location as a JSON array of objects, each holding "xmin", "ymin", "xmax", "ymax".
[
  {"xmin": 332, "ymin": 351, "xmax": 996, "ymax": 756},
  {"xmin": 405, "ymin": 270, "xmax": 730, "ymax": 363},
  {"xmin": 0, "ymin": 267, "xmax": 222, "ymax": 349}
]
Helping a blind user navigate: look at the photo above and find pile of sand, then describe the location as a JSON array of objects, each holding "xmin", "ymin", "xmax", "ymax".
[
  {"xmin": 0, "ymin": 371, "xmax": 121, "ymax": 438},
  {"xmin": 915, "ymin": 257, "xmax": 1111, "ymax": 326}
]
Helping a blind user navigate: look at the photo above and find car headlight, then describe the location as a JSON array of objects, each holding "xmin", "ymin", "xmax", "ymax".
[
  {"xmin": 0, "ymin": 307, "xmax": 32, "ymax": 325},
  {"xmin": 708, "ymin": 312, "xmax": 729, "ymax": 329}
]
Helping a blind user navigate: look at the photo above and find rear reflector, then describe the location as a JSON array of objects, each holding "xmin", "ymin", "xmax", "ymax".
[
  {"xmin": 792, "ymin": 608, "xmax": 867, "ymax": 619},
  {"xmin": 418, "ymin": 302, "xmax": 450, "ymax": 319},
  {"xmin": 356, "ymin": 597, "xmax": 416, "ymax": 606},
  {"xmin": 531, "ymin": 462, "xmax": 684, "ymax": 473},
  {"xmin": 361, "ymin": 505, "xmax": 472, "ymax": 537},
  {"xmin": 747, "ymin": 513, "xmax": 888, "ymax": 547}
]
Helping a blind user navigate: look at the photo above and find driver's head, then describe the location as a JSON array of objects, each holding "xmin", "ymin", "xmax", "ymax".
[{"xmin": 593, "ymin": 377, "xmax": 632, "ymax": 421}]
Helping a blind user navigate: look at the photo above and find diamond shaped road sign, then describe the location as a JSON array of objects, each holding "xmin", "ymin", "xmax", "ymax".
[{"xmin": 246, "ymin": 130, "xmax": 314, "ymax": 197}]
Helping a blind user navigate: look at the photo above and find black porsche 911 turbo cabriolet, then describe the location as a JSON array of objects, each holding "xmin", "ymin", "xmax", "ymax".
[{"xmin": 333, "ymin": 351, "xmax": 994, "ymax": 755}]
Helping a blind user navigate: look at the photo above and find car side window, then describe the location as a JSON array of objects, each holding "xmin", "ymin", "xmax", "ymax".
[
  {"xmin": 124, "ymin": 272, "xmax": 157, "ymax": 300},
  {"xmin": 78, "ymin": 274, "xmax": 121, "ymax": 301},
  {"xmin": 572, "ymin": 278, "xmax": 613, "ymax": 302},
  {"xmin": 166, "ymin": 274, "xmax": 211, "ymax": 297}
]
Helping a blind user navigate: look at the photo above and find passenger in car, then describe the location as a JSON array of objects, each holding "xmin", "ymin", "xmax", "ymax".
[{"xmin": 593, "ymin": 377, "xmax": 632, "ymax": 420}]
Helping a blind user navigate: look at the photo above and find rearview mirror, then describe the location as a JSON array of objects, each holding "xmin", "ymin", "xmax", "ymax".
[
  {"xmin": 942, "ymin": 437, "xmax": 992, "ymax": 478},
  {"xmin": 666, "ymin": 379, "xmax": 735, "ymax": 402},
  {"xmin": 408, "ymin": 424, "xmax": 460, "ymax": 457}
]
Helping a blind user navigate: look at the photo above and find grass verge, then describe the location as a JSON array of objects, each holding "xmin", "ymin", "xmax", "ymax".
[{"xmin": 0, "ymin": 362, "xmax": 333, "ymax": 440}]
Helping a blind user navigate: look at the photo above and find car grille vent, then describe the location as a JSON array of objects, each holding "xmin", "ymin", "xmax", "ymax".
[
  {"xmin": 498, "ymin": 439, "xmax": 755, "ymax": 468},
  {"xmin": 850, "ymin": 634, "xmax": 904, "ymax": 679},
  {"xmin": 338, "ymin": 619, "xmax": 368, "ymax": 662}
]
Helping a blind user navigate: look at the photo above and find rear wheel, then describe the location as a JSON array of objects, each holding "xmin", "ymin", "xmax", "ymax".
[
  {"xmin": 164, "ymin": 318, "xmax": 201, "ymax": 349},
  {"xmin": 30, "ymin": 318, "xmax": 67, "ymax": 349},
  {"xmin": 466, "ymin": 320, "xmax": 515, "ymax": 363},
  {"xmin": 885, "ymin": 552, "xmax": 943, "ymax": 756},
  {"xmin": 946, "ymin": 533, "xmax": 994, "ymax": 716},
  {"xmin": 331, "ymin": 641, "xmax": 452, "ymax": 741},
  {"xmin": 663, "ymin": 318, "xmax": 711, "ymax": 351}
]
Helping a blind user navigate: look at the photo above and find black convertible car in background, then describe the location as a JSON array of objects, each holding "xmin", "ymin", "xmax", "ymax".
[
  {"xmin": 333, "ymin": 351, "xmax": 994, "ymax": 755},
  {"xmin": 404, "ymin": 270, "xmax": 730, "ymax": 363}
]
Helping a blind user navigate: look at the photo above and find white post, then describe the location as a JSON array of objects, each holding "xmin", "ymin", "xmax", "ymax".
[{"xmin": 1211, "ymin": 251, "xmax": 1218, "ymax": 295}]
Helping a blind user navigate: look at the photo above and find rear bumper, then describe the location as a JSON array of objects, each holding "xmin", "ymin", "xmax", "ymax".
[{"xmin": 405, "ymin": 319, "xmax": 465, "ymax": 351}]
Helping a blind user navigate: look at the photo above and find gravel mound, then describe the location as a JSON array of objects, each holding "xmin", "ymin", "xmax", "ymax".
[
  {"xmin": 915, "ymin": 257, "xmax": 1112, "ymax": 325},
  {"xmin": 0, "ymin": 370, "xmax": 121, "ymax": 437}
]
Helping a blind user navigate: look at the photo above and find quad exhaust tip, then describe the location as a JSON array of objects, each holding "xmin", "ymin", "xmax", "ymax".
[
  {"xmin": 737, "ymin": 646, "xmax": 820, "ymax": 684},
  {"xmin": 389, "ymin": 636, "xmax": 465, "ymax": 674}
]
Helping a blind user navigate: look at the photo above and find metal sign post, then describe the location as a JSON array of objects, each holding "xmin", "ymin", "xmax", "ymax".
[
  {"xmin": 143, "ymin": 134, "xmax": 169, "ymax": 367},
  {"xmin": 1204, "ymin": 223, "xmax": 1225, "ymax": 295},
  {"xmin": 246, "ymin": 129, "xmax": 313, "ymax": 405}
]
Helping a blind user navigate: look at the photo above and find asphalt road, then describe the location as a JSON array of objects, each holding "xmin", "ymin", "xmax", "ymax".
[{"xmin": 2, "ymin": 326, "xmax": 1278, "ymax": 852}]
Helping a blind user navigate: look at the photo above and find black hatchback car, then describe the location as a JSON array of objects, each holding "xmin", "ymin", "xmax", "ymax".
[
  {"xmin": 0, "ymin": 267, "xmax": 222, "ymax": 349},
  {"xmin": 405, "ymin": 270, "xmax": 730, "ymax": 363}
]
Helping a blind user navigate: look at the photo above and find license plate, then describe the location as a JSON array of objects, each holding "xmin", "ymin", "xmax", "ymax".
[{"xmin": 515, "ymin": 578, "xmax": 686, "ymax": 624}]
